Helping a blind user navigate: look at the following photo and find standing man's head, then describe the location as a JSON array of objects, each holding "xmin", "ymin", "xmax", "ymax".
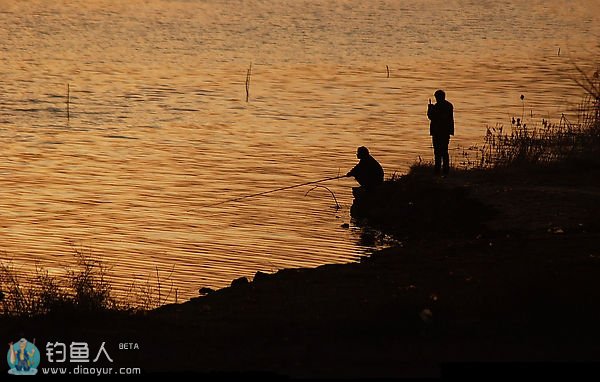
[
  {"xmin": 434, "ymin": 89, "xmax": 446, "ymax": 102},
  {"xmin": 356, "ymin": 146, "xmax": 370, "ymax": 159}
]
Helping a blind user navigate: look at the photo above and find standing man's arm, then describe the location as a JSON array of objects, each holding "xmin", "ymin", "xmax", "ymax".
[
  {"xmin": 427, "ymin": 102, "xmax": 436, "ymax": 121},
  {"xmin": 449, "ymin": 103, "xmax": 455, "ymax": 136}
]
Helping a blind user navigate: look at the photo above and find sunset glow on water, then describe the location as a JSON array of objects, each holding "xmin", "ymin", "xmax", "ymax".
[{"xmin": 1, "ymin": 0, "xmax": 599, "ymax": 301}]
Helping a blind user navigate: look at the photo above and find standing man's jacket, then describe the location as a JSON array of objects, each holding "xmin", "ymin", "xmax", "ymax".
[{"xmin": 428, "ymin": 100, "xmax": 454, "ymax": 136}]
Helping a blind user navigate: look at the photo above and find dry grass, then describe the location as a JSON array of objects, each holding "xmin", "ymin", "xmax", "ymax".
[
  {"xmin": 0, "ymin": 249, "xmax": 116, "ymax": 316},
  {"xmin": 0, "ymin": 247, "xmax": 175, "ymax": 316},
  {"xmin": 460, "ymin": 67, "xmax": 599, "ymax": 170}
]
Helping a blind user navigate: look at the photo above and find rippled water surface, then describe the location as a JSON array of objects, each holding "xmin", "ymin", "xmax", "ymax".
[{"xmin": 1, "ymin": 0, "xmax": 599, "ymax": 301}]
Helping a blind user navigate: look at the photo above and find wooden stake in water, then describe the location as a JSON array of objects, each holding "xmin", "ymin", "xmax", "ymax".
[
  {"xmin": 67, "ymin": 83, "xmax": 70, "ymax": 121},
  {"xmin": 245, "ymin": 63, "xmax": 252, "ymax": 102},
  {"xmin": 386, "ymin": 65, "xmax": 390, "ymax": 78}
]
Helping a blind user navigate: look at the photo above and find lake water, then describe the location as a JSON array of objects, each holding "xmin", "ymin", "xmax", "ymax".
[{"xmin": 1, "ymin": 0, "xmax": 599, "ymax": 303}]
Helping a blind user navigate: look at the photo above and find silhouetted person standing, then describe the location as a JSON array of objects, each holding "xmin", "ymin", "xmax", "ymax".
[
  {"xmin": 346, "ymin": 146, "xmax": 384, "ymax": 189},
  {"xmin": 427, "ymin": 89, "xmax": 454, "ymax": 175}
]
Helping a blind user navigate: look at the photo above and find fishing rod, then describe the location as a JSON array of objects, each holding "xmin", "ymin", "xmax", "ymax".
[{"xmin": 204, "ymin": 174, "xmax": 347, "ymax": 208}]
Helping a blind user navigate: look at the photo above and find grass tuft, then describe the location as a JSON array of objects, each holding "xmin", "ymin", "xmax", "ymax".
[{"xmin": 460, "ymin": 66, "xmax": 599, "ymax": 170}]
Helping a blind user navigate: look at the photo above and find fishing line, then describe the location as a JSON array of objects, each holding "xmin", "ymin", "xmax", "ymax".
[{"xmin": 202, "ymin": 175, "xmax": 346, "ymax": 208}]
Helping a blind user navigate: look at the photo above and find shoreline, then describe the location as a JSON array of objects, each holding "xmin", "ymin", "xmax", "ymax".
[{"xmin": 3, "ymin": 160, "xmax": 600, "ymax": 377}]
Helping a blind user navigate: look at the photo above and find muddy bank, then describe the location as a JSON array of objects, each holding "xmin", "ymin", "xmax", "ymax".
[{"xmin": 2, "ymin": 163, "xmax": 600, "ymax": 377}]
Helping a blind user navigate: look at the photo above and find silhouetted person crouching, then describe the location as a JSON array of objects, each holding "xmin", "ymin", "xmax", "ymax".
[
  {"xmin": 427, "ymin": 89, "xmax": 454, "ymax": 175},
  {"xmin": 346, "ymin": 146, "xmax": 384, "ymax": 190}
]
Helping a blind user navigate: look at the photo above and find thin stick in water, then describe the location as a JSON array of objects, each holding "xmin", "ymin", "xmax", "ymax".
[
  {"xmin": 67, "ymin": 83, "xmax": 70, "ymax": 121},
  {"xmin": 245, "ymin": 63, "xmax": 252, "ymax": 102},
  {"xmin": 386, "ymin": 65, "xmax": 390, "ymax": 78}
]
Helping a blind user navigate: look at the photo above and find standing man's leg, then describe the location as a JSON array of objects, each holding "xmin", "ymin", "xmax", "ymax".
[
  {"xmin": 432, "ymin": 136, "xmax": 442, "ymax": 174},
  {"xmin": 442, "ymin": 135, "xmax": 450, "ymax": 175}
]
